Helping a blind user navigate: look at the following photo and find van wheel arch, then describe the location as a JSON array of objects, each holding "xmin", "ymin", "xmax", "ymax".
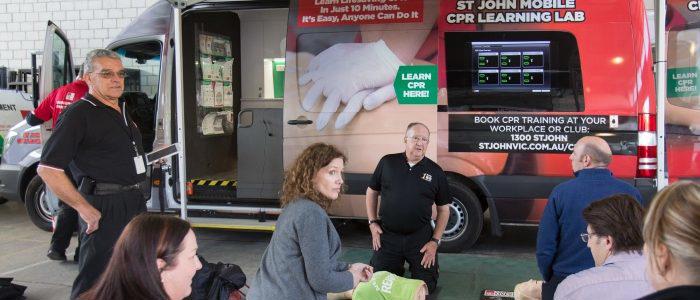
[
  {"xmin": 24, "ymin": 174, "xmax": 53, "ymax": 231},
  {"xmin": 436, "ymin": 173, "xmax": 489, "ymax": 252},
  {"xmin": 445, "ymin": 172, "xmax": 488, "ymax": 212},
  {"xmin": 19, "ymin": 164, "xmax": 39, "ymax": 202}
]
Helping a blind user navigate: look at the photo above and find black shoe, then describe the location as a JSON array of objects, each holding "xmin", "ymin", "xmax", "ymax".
[{"xmin": 47, "ymin": 249, "xmax": 67, "ymax": 261}]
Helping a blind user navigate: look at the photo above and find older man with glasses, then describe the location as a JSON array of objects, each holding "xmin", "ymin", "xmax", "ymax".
[
  {"xmin": 365, "ymin": 122, "xmax": 451, "ymax": 295},
  {"xmin": 37, "ymin": 49, "xmax": 148, "ymax": 299}
]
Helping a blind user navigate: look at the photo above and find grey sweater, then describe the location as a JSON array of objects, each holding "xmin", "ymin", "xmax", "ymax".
[{"xmin": 247, "ymin": 198, "xmax": 354, "ymax": 300}]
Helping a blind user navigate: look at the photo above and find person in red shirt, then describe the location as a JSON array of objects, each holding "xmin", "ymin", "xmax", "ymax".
[
  {"xmin": 26, "ymin": 69, "xmax": 88, "ymax": 261},
  {"xmin": 27, "ymin": 72, "xmax": 88, "ymax": 128}
]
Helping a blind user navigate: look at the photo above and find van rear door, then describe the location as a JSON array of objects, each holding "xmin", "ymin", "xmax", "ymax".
[{"xmin": 39, "ymin": 21, "xmax": 76, "ymax": 147}]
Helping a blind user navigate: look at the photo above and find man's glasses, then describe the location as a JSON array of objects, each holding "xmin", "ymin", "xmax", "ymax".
[
  {"xmin": 94, "ymin": 70, "xmax": 128, "ymax": 79},
  {"xmin": 580, "ymin": 233, "xmax": 597, "ymax": 243},
  {"xmin": 406, "ymin": 136, "xmax": 429, "ymax": 143}
]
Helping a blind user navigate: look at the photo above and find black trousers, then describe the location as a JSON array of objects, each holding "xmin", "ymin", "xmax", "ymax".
[
  {"xmin": 49, "ymin": 201, "xmax": 79, "ymax": 254},
  {"xmin": 370, "ymin": 225, "xmax": 439, "ymax": 294},
  {"xmin": 542, "ymin": 274, "xmax": 566, "ymax": 300},
  {"xmin": 70, "ymin": 190, "xmax": 146, "ymax": 300}
]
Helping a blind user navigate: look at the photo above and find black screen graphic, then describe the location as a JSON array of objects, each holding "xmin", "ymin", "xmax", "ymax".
[
  {"xmin": 472, "ymin": 41, "xmax": 551, "ymax": 93},
  {"xmin": 445, "ymin": 31, "xmax": 584, "ymax": 112}
]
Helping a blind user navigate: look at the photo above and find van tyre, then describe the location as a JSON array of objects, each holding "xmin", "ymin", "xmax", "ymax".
[
  {"xmin": 25, "ymin": 175, "xmax": 53, "ymax": 232},
  {"xmin": 438, "ymin": 179, "xmax": 483, "ymax": 253}
]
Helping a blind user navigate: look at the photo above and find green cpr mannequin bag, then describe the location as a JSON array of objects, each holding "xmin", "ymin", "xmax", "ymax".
[{"xmin": 352, "ymin": 271, "xmax": 427, "ymax": 300}]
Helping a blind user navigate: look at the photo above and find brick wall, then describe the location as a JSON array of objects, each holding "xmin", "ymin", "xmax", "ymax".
[
  {"xmin": 0, "ymin": 0, "xmax": 161, "ymax": 71},
  {"xmin": 0, "ymin": 0, "xmax": 660, "ymax": 72}
]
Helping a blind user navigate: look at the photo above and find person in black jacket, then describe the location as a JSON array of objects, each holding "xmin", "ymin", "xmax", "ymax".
[{"xmin": 637, "ymin": 181, "xmax": 700, "ymax": 300}]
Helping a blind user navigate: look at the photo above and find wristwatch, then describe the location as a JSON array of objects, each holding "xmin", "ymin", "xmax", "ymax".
[
  {"xmin": 430, "ymin": 237, "xmax": 441, "ymax": 246},
  {"xmin": 368, "ymin": 219, "xmax": 380, "ymax": 225}
]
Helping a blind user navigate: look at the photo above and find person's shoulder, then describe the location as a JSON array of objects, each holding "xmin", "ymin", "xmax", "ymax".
[
  {"xmin": 66, "ymin": 80, "xmax": 89, "ymax": 93},
  {"xmin": 422, "ymin": 156, "xmax": 445, "ymax": 171},
  {"xmin": 556, "ymin": 267, "xmax": 603, "ymax": 295},
  {"xmin": 58, "ymin": 99, "xmax": 93, "ymax": 117},
  {"xmin": 610, "ymin": 176, "xmax": 637, "ymax": 189},
  {"xmin": 285, "ymin": 198, "xmax": 328, "ymax": 229},
  {"xmin": 383, "ymin": 153, "xmax": 403, "ymax": 161},
  {"xmin": 609, "ymin": 176, "xmax": 642, "ymax": 197},
  {"xmin": 552, "ymin": 177, "xmax": 579, "ymax": 192},
  {"xmin": 376, "ymin": 153, "xmax": 402, "ymax": 166},
  {"xmin": 286, "ymin": 198, "xmax": 325, "ymax": 215}
]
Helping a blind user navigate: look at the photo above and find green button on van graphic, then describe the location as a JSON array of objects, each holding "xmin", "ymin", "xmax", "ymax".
[{"xmin": 394, "ymin": 65, "xmax": 438, "ymax": 105}]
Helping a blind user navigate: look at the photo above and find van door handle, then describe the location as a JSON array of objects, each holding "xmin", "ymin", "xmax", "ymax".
[{"xmin": 287, "ymin": 119, "xmax": 313, "ymax": 125}]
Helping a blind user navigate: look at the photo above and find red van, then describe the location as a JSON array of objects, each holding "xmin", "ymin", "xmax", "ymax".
[{"xmin": 30, "ymin": 0, "xmax": 697, "ymax": 252}]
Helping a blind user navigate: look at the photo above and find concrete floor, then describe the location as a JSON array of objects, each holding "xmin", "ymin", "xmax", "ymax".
[{"xmin": 0, "ymin": 200, "xmax": 540, "ymax": 300}]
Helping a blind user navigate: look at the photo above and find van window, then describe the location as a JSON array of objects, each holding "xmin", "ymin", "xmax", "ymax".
[
  {"xmin": 667, "ymin": 28, "xmax": 700, "ymax": 111},
  {"xmin": 49, "ymin": 33, "xmax": 71, "ymax": 91},
  {"xmin": 445, "ymin": 31, "xmax": 584, "ymax": 112},
  {"xmin": 238, "ymin": 9, "xmax": 288, "ymax": 100},
  {"xmin": 113, "ymin": 41, "xmax": 162, "ymax": 152}
]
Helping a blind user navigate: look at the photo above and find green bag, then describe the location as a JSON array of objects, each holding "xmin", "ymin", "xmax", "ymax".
[{"xmin": 352, "ymin": 271, "xmax": 426, "ymax": 300}]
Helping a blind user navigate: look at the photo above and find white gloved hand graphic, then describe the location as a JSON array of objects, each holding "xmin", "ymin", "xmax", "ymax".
[{"xmin": 298, "ymin": 40, "xmax": 402, "ymax": 130}]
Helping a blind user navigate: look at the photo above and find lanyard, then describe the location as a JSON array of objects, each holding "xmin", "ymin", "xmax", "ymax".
[{"xmin": 120, "ymin": 101, "xmax": 140, "ymax": 157}]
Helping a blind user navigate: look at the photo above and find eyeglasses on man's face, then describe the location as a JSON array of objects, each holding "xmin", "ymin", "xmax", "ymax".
[
  {"xmin": 580, "ymin": 232, "xmax": 597, "ymax": 243},
  {"xmin": 93, "ymin": 70, "xmax": 128, "ymax": 79},
  {"xmin": 406, "ymin": 135, "xmax": 429, "ymax": 144}
]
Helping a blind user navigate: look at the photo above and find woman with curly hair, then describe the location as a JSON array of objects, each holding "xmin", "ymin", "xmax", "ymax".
[{"xmin": 248, "ymin": 143, "xmax": 373, "ymax": 300}]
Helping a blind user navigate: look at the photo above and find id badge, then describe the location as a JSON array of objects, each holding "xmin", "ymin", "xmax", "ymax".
[{"xmin": 134, "ymin": 155, "xmax": 146, "ymax": 174}]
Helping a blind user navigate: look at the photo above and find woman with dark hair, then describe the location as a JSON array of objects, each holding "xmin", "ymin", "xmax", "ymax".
[
  {"xmin": 248, "ymin": 143, "xmax": 373, "ymax": 300},
  {"xmin": 638, "ymin": 181, "xmax": 700, "ymax": 299},
  {"xmin": 79, "ymin": 214, "xmax": 202, "ymax": 300}
]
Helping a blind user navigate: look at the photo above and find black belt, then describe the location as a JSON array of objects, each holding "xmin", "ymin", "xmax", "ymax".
[{"xmin": 93, "ymin": 182, "xmax": 141, "ymax": 195}]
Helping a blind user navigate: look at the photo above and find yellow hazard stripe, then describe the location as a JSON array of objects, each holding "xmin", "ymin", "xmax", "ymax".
[
  {"xmin": 191, "ymin": 223, "xmax": 276, "ymax": 231},
  {"xmin": 189, "ymin": 179, "xmax": 237, "ymax": 187}
]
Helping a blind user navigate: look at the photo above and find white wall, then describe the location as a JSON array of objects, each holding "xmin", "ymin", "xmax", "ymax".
[{"xmin": 0, "ymin": 0, "xmax": 161, "ymax": 70}]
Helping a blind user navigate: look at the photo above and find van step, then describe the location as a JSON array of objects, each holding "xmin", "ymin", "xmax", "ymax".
[
  {"xmin": 188, "ymin": 216, "xmax": 276, "ymax": 231},
  {"xmin": 188, "ymin": 179, "xmax": 236, "ymax": 201}
]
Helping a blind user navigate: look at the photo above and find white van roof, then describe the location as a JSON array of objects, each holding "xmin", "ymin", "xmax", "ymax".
[{"xmin": 110, "ymin": 0, "xmax": 173, "ymax": 44}]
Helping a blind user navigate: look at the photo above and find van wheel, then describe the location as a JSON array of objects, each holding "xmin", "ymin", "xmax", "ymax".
[
  {"xmin": 24, "ymin": 175, "xmax": 53, "ymax": 232},
  {"xmin": 438, "ymin": 179, "xmax": 483, "ymax": 253}
]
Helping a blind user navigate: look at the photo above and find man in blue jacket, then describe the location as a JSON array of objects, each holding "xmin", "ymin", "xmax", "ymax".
[{"xmin": 535, "ymin": 136, "xmax": 643, "ymax": 300}]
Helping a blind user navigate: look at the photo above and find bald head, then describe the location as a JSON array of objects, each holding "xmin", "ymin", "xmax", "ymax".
[{"xmin": 570, "ymin": 136, "xmax": 612, "ymax": 171}]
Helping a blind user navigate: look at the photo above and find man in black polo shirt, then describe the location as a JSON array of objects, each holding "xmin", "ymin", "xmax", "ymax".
[
  {"xmin": 37, "ymin": 49, "xmax": 147, "ymax": 299},
  {"xmin": 365, "ymin": 122, "xmax": 450, "ymax": 294}
]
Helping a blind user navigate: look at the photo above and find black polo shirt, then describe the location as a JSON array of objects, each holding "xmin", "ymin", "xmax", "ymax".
[
  {"xmin": 40, "ymin": 94, "xmax": 146, "ymax": 186},
  {"xmin": 368, "ymin": 152, "xmax": 450, "ymax": 234}
]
